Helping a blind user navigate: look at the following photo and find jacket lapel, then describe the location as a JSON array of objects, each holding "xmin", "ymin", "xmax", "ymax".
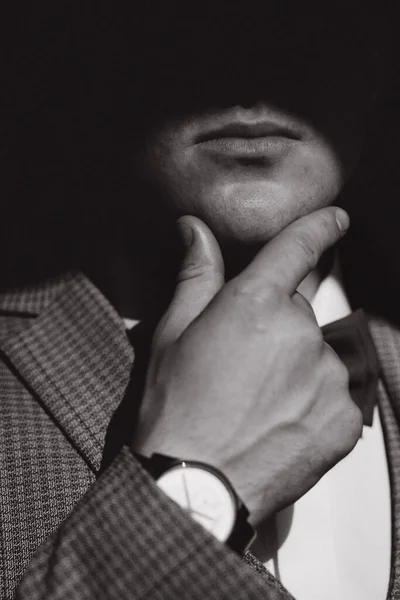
[
  {"xmin": 369, "ymin": 316, "xmax": 400, "ymax": 599},
  {"xmin": 0, "ymin": 271, "xmax": 134, "ymax": 473}
]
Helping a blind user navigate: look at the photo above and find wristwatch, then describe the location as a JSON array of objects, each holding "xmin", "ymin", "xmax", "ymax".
[{"xmin": 133, "ymin": 451, "xmax": 256, "ymax": 555}]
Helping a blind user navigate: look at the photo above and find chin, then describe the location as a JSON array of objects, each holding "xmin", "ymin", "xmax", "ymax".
[{"xmin": 188, "ymin": 178, "xmax": 329, "ymax": 248}]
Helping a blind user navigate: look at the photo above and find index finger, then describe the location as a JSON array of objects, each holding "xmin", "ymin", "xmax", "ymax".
[{"xmin": 237, "ymin": 207, "xmax": 349, "ymax": 296}]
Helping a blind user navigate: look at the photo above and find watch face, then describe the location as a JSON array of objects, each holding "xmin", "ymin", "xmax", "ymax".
[{"xmin": 157, "ymin": 464, "xmax": 236, "ymax": 542}]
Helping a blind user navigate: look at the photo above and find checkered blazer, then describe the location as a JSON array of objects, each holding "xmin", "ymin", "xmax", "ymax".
[{"xmin": 0, "ymin": 271, "xmax": 399, "ymax": 599}]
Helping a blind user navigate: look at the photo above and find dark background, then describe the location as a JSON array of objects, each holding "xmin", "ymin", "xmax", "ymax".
[{"xmin": 1, "ymin": 2, "xmax": 399, "ymax": 323}]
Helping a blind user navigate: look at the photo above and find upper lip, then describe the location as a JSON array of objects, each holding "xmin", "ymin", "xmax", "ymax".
[{"xmin": 195, "ymin": 120, "xmax": 302, "ymax": 143}]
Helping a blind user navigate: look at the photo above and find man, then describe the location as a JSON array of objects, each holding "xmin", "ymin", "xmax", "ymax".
[{"xmin": 0, "ymin": 2, "xmax": 397, "ymax": 598}]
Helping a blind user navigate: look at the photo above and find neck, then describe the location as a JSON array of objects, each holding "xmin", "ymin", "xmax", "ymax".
[
  {"xmin": 83, "ymin": 221, "xmax": 334, "ymax": 324},
  {"xmin": 82, "ymin": 220, "xmax": 183, "ymax": 324}
]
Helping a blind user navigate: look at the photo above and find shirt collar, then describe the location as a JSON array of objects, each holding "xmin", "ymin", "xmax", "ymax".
[
  {"xmin": 311, "ymin": 254, "xmax": 352, "ymax": 328},
  {"xmin": 123, "ymin": 317, "xmax": 140, "ymax": 330}
]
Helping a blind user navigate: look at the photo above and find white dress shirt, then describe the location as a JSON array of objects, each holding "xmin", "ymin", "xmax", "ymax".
[
  {"xmin": 261, "ymin": 258, "xmax": 391, "ymax": 600},
  {"xmin": 123, "ymin": 317, "xmax": 140, "ymax": 331}
]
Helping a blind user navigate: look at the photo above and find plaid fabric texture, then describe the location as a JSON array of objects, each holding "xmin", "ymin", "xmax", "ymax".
[
  {"xmin": 0, "ymin": 273, "xmax": 65, "ymax": 315},
  {"xmin": 369, "ymin": 317, "xmax": 400, "ymax": 599},
  {"xmin": 1, "ymin": 271, "xmax": 134, "ymax": 473},
  {"xmin": 15, "ymin": 447, "xmax": 291, "ymax": 600},
  {"xmin": 0, "ymin": 271, "xmax": 399, "ymax": 598},
  {"xmin": 0, "ymin": 343, "xmax": 95, "ymax": 597}
]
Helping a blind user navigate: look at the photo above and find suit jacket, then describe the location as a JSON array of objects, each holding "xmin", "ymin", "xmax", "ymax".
[{"xmin": 0, "ymin": 270, "xmax": 399, "ymax": 599}]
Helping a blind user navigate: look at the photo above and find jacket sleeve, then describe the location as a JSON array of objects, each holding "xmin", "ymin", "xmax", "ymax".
[{"xmin": 15, "ymin": 447, "xmax": 293, "ymax": 600}]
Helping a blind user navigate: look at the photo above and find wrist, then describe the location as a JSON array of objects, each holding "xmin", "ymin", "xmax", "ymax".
[
  {"xmin": 132, "ymin": 436, "xmax": 266, "ymax": 526},
  {"xmin": 132, "ymin": 448, "xmax": 256, "ymax": 554}
]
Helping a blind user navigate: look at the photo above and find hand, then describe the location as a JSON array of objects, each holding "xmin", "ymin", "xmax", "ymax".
[{"xmin": 131, "ymin": 207, "xmax": 362, "ymax": 525}]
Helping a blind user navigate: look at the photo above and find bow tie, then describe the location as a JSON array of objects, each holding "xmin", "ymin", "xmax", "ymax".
[{"xmin": 321, "ymin": 309, "xmax": 380, "ymax": 427}]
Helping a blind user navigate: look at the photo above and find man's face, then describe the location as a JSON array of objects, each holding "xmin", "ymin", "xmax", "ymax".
[{"xmin": 131, "ymin": 4, "xmax": 386, "ymax": 254}]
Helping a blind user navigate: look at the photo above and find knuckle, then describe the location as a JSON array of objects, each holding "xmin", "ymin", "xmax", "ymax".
[
  {"xmin": 327, "ymin": 393, "xmax": 363, "ymax": 457},
  {"xmin": 177, "ymin": 261, "xmax": 215, "ymax": 282},
  {"xmin": 346, "ymin": 405, "xmax": 364, "ymax": 441},
  {"xmin": 334, "ymin": 405, "xmax": 363, "ymax": 457},
  {"xmin": 334, "ymin": 359, "xmax": 351, "ymax": 387},
  {"xmin": 317, "ymin": 352, "xmax": 363, "ymax": 461},
  {"xmin": 227, "ymin": 278, "xmax": 279, "ymax": 306},
  {"xmin": 224, "ymin": 279, "xmax": 280, "ymax": 330},
  {"xmin": 292, "ymin": 291, "xmax": 316, "ymax": 318},
  {"xmin": 293, "ymin": 232, "xmax": 321, "ymax": 270},
  {"xmin": 323, "ymin": 346, "xmax": 350, "ymax": 385},
  {"xmin": 314, "ymin": 210, "xmax": 336, "ymax": 235}
]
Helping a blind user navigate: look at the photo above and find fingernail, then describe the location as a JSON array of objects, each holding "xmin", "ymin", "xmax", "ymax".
[
  {"xmin": 335, "ymin": 209, "xmax": 350, "ymax": 234},
  {"xmin": 177, "ymin": 221, "xmax": 193, "ymax": 248}
]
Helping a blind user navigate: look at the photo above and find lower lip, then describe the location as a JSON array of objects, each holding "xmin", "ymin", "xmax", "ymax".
[{"xmin": 195, "ymin": 136, "xmax": 297, "ymax": 158}]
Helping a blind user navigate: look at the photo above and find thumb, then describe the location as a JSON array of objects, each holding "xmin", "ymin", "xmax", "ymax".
[{"xmin": 154, "ymin": 215, "xmax": 225, "ymax": 350}]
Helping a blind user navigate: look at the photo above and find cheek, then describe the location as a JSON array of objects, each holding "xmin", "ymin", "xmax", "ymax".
[{"xmin": 284, "ymin": 143, "xmax": 345, "ymax": 207}]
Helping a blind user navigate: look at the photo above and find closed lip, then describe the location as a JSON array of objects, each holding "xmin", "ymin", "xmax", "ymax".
[{"xmin": 195, "ymin": 120, "xmax": 302, "ymax": 143}]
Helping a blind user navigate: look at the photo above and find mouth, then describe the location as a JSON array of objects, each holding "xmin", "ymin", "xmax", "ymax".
[
  {"xmin": 196, "ymin": 121, "xmax": 302, "ymax": 142},
  {"xmin": 194, "ymin": 118, "xmax": 302, "ymax": 158}
]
